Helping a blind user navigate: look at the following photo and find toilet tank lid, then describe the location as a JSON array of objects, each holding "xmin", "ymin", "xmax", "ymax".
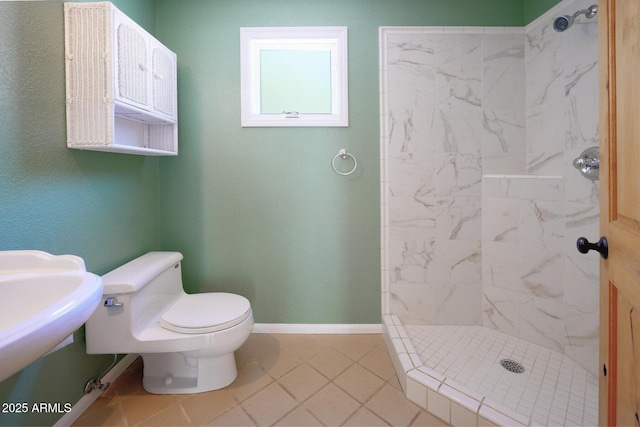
[{"xmin": 101, "ymin": 251, "xmax": 184, "ymax": 294}]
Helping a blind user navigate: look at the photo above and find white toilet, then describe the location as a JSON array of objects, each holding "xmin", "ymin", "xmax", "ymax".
[{"xmin": 85, "ymin": 251, "xmax": 254, "ymax": 394}]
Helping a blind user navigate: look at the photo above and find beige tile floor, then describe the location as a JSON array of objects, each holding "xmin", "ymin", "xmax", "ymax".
[{"xmin": 73, "ymin": 333, "xmax": 450, "ymax": 426}]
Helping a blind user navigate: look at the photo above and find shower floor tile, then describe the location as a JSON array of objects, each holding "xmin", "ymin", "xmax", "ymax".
[{"xmin": 405, "ymin": 324, "xmax": 598, "ymax": 427}]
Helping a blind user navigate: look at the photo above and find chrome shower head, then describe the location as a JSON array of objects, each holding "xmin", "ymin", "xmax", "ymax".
[
  {"xmin": 553, "ymin": 15, "xmax": 574, "ymax": 32},
  {"xmin": 553, "ymin": 4, "xmax": 598, "ymax": 32}
]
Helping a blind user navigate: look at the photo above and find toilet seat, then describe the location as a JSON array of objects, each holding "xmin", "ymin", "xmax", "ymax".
[{"xmin": 159, "ymin": 292, "xmax": 252, "ymax": 334}]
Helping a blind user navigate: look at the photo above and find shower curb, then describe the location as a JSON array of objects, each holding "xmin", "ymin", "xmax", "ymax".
[{"xmin": 382, "ymin": 315, "xmax": 532, "ymax": 427}]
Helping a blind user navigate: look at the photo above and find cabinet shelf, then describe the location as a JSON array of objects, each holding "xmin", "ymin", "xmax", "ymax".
[{"xmin": 64, "ymin": 2, "xmax": 178, "ymax": 156}]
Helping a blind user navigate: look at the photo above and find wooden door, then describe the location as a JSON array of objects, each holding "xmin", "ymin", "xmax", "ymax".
[{"xmin": 599, "ymin": 0, "xmax": 640, "ymax": 425}]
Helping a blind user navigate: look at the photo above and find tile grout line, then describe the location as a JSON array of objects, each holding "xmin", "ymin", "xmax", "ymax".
[
  {"xmin": 271, "ymin": 335, "xmax": 412, "ymax": 426},
  {"xmin": 269, "ymin": 339, "xmax": 394, "ymax": 427}
]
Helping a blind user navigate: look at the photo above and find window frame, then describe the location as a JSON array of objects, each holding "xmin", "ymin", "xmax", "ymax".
[{"xmin": 240, "ymin": 26, "xmax": 349, "ymax": 127}]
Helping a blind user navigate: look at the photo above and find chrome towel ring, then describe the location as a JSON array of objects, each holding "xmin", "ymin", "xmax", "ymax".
[{"xmin": 332, "ymin": 149, "xmax": 358, "ymax": 176}]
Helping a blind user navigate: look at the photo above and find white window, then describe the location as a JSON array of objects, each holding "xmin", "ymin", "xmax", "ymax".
[{"xmin": 240, "ymin": 27, "xmax": 348, "ymax": 127}]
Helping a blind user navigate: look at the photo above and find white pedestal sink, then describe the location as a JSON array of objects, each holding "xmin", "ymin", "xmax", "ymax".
[{"xmin": 0, "ymin": 251, "xmax": 103, "ymax": 382}]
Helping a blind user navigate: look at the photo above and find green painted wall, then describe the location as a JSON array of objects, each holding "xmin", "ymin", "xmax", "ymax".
[
  {"xmin": 525, "ymin": 0, "xmax": 563, "ymax": 24},
  {"xmin": 0, "ymin": 1, "xmax": 157, "ymax": 426},
  {"xmin": 154, "ymin": 0, "xmax": 524, "ymax": 326}
]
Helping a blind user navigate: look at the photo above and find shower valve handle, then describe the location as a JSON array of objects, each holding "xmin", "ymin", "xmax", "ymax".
[{"xmin": 576, "ymin": 236, "xmax": 608, "ymax": 259}]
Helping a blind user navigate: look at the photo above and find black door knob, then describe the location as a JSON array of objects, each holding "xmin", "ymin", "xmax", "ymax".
[{"xmin": 576, "ymin": 236, "xmax": 608, "ymax": 259}]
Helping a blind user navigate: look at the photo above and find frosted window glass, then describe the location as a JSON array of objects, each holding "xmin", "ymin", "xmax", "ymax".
[
  {"xmin": 260, "ymin": 50, "xmax": 331, "ymax": 114},
  {"xmin": 240, "ymin": 26, "xmax": 348, "ymax": 127}
]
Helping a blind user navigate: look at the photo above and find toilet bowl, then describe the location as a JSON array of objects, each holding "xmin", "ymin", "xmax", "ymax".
[{"xmin": 85, "ymin": 252, "xmax": 253, "ymax": 394}]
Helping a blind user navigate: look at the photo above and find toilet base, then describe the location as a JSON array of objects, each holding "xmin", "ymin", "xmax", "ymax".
[{"xmin": 140, "ymin": 351, "xmax": 238, "ymax": 394}]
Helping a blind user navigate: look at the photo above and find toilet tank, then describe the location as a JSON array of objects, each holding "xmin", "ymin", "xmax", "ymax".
[
  {"xmin": 86, "ymin": 251, "xmax": 185, "ymax": 354},
  {"xmin": 101, "ymin": 252, "xmax": 184, "ymax": 296}
]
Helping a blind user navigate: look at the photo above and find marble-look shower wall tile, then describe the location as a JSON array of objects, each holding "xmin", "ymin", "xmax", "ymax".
[
  {"xmin": 388, "ymin": 109, "xmax": 434, "ymax": 154},
  {"xmin": 435, "ymin": 197, "xmax": 482, "ymax": 241},
  {"xmin": 482, "ymin": 197, "xmax": 519, "ymax": 244},
  {"xmin": 519, "ymin": 295, "xmax": 566, "ymax": 353},
  {"xmin": 519, "ymin": 176, "xmax": 563, "ymax": 201},
  {"xmin": 525, "ymin": 150, "xmax": 564, "ymax": 175},
  {"xmin": 433, "ymin": 108, "xmax": 483, "ymax": 154},
  {"xmin": 386, "ymin": 34, "xmax": 435, "ymax": 110},
  {"xmin": 482, "ymin": 175, "xmax": 521, "ymax": 198},
  {"xmin": 436, "ymin": 153, "xmax": 482, "ymax": 196},
  {"xmin": 482, "ymin": 32, "xmax": 526, "ymax": 177},
  {"xmin": 482, "ymin": 109, "xmax": 526, "ymax": 155},
  {"xmin": 435, "ymin": 34, "xmax": 482, "ymax": 66},
  {"xmin": 436, "ymin": 239, "xmax": 482, "ymax": 284},
  {"xmin": 563, "ymin": 250, "xmax": 598, "ymax": 377},
  {"xmin": 482, "ymin": 241, "xmax": 520, "ymax": 291},
  {"xmin": 386, "ymin": 33, "xmax": 435, "ymax": 65},
  {"xmin": 483, "ymin": 34, "xmax": 524, "ymax": 66},
  {"xmin": 519, "ymin": 200, "xmax": 564, "ymax": 251},
  {"xmin": 559, "ymin": 17, "xmax": 597, "ymax": 102},
  {"xmin": 389, "ymin": 283, "xmax": 437, "ymax": 324},
  {"xmin": 526, "ymin": 102, "xmax": 566, "ymax": 153},
  {"xmin": 525, "ymin": 1, "xmax": 599, "ymax": 223},
  {"xmin": 482, "ymin": 174, "xmax": 568, "ymax": 354},
  {"xmin": 436, "ymin": 281, "xmax": 483, "ymax": 325},
  {"xmin": 483, "ymin": 66, "xmax": 525, "ymax": 110},
  {"xmin": 564, "ymin": 305, "xmax": 598, "ymax": 377},
  {"xmin": 565, "ymin": 94, "xmax": 598, "ymax": 150},
  {"xmin": 564, "ymin": 253, "xmax": 599, "ymax": 377},
  {"xmin": 482, "ymin": 152, "xmax": 527, "ymax": 175},
  {"xmin": 388, "ymin": 154, "xmax": 437, "ymax": 197},
  {"xmin": 483, "ymin": 284, "xmax": 519, "ymax": 335},
  {"xmin": 436, "ymin": 66, "xmax": 482, "ymax": 109},
  {"xmin": 389, "ymin": 196, "xmax": 437, "ymax": 240},
  {"xmin": 389, "ymin": 239, "xmax": 437, "ymax": 284},
  {"xmin": 564, "ymin": 254, "xmax": 598, "ymax": 314},
  {"xmin": 525, "ymin": 24, "xmax": 563, "ymax": 108},
  {"xmin": 520, "ymin": 248, "xmax": 564, "ymax": 301}
]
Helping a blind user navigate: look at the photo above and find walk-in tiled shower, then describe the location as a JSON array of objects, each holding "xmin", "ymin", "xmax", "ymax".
[{"xmin": 379, "ymin": 0, "xmax": 600, "ymax": 425}]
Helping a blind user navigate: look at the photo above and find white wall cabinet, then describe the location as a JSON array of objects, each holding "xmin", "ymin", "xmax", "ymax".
[{"xmin": 64, "ymin": 2, "xmax": 178, "ymax": 155}]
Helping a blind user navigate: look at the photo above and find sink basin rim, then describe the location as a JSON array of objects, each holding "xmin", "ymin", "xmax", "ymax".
[
  {"xmin": 0, "ymin": 250, "xmax": 86, "ymax": 274},
  {"xmin": 0, "ymin": 251, "xmax": 103, "ymax": 382},
  {"xmin": 0, "ymin": 271, "xmax": 102, "ymax": 346}
]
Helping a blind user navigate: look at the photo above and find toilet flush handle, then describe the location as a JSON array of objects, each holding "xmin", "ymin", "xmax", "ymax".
[{"xmin": 104, "ymin": 297, "xmax": 123, "ymax": 308}]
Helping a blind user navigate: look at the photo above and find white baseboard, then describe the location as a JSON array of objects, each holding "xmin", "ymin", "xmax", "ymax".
[
  {"xmin": 55, "ymin": 353, "xmax": 139, "ymax": 427},
  {"xmin": 252, "ymin": 323, "xmax": 382, "ymax": 334}
]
